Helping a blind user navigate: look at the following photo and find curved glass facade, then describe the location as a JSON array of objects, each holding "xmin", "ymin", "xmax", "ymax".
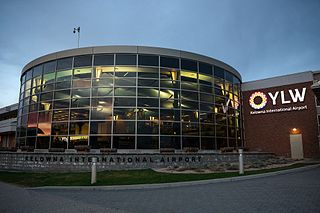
[{"xmin": 17, "ymin": 49, "xmax": 243, "ymax": 151}]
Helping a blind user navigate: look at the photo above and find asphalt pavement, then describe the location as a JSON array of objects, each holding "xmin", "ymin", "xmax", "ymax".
[{"xmin": 1, "ymin": 166, "xmax": 320, "ymax": 213}]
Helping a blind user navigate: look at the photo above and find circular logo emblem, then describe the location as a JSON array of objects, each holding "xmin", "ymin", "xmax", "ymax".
[{"xmin": 249, "ymin": 92, "xmax": 267, "ymax": 109}]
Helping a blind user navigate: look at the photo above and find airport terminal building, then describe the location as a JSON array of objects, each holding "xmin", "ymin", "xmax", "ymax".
[
  {"xmin": 1, "ymin": 45, "xmax": 320, "ymax": 161},
  {"xmin": 15, "ymin": 46, "xmax": 243, "ymax": 152}
]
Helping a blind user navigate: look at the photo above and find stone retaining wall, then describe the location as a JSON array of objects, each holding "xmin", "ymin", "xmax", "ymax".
[{"xmin": 0, "ymin": 152, "xmax": 274, "ymax": 172}]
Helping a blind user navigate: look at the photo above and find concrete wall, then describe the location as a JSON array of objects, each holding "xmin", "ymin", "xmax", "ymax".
[{"xmin": 0, "ymin": 152, "xmax": 274, "ymax": 172}]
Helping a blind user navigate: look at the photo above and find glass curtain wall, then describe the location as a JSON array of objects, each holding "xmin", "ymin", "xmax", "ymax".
[{"xmin": 17, "ymin": 53, "xmax": 242, "ymax": 151}]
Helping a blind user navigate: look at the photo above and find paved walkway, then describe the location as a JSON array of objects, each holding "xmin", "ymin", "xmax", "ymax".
[{"xmin": 1, "ymin": 167, "xmax": 320, "ymax": 213}]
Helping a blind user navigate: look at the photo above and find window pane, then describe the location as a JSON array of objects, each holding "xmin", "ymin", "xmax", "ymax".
[
  {"xmin": 36, "ymin": 136, "xmax": 50, "ymax": 149},
  {"xmin": 116, "ymin": 54, "xmax": 136, "ymax": 65},
  {"xmin": 57, "ymin": 57, "xmax": 73, "ymax": 70},
  {"xmin": 55, "ymin": 81, "xmax": 71, "ymax": 90},
  {"xmin": 137, "ymin": 108, "xmax": 159, "ymax": 120},
  {"xmin": 137, "ymin": 98, "xmax": 158, "ymax": 107},
  {"xmin": 90, "ymin": 121, "xmax": 111, "ymax": 134},
  {"xmin": 40, "ymin": 92, "xmax": 53, "ymax": 101},
  {"xmin": 137, "ymin": 68, "xmax": 159, "ymax": 78},
  {"xmin": 113, "ymin": 121, "xmax": 135, "ymax": 134},
  {"xmin": 73, "ymin": 68, "xmax": 92, "ymax": 79},
  {"xmin": 200, "ymin": 111, "xmax": 214, "ymax": 123},
  {"xmin": 114, "ymin": 78, "xmax": 136, "ymax": 86},
  {"xmin": 181, "ymin": 82, "xmax": 197, "ymax": 90},
  {"xmin": 138, "ymin": 79, "xmax": 159, "ymax": 87},
  {"xmin": 160, "ymin": 56, "xmax": 179, "ymax": 68},
  {"xmin": 201, "ymin": 137, "xmax": 215, "ymax": 150},
  {"xmin": 138, "ymin": 88, "xmax": 158, "ymax": 97},
  {"xmin": 181, "ymin": 58, "xmax": 197, "ymax": 71},
  {"xmin": 160, "ymin": 136, "xmax": 180, "ymax": 149},
  {"xmin": 200, "ymin": 93, "xmax": 214, "ymax": 103},
  {"xmin": 74, "ymin": 55, "xmax": 92, "ymax": 67},
  {"xmin": 217, "ymin": 137, "xmax": 228, "ymax": 149},
  {"xmin": 199, "ymin": 62, "xmax": 212, "ymax": 75},
  {"xmin": 39, "ymin": 101, "xmax": 52, "ymax": 111},
  {"xmin": 200, "ymin": 85, "xmax": 213, "ymax": 94},
  {"xmin": 90, "ymin": 136, "xmax": 111, "ymax": 149},
  {"xmin": 69, "ymin": 122, "xmax": 89, "ymax": 134},
  {"xmin": 69, "ymin": 135, "xmax": 89, "ymax": 148},
  {"xmin": 216, "ymin": 125, "xmax": 227, "ymax": 137},
  {"xmin": 26, "ymin": 70, "xmax": 33, "ymax": 80},
  {"xmin": 51, "ymin": 136, "xmax": 68, "ymax": 149},
  {"xmin": 37, "ymin": 111, "xmax": 52, "ymax": 136},
  {"xmin": 137, "ymin": 121, "xmax": 159, "ymax": 134},
  {"xmin": 94, "ymin": 54, "xmax": 114, "ymax": 66},
  {"xmin": 160, "ymin": 122, "xmax": 180, "ymax": 135},
  {"xmin": 114, "ymin": 97, "xmax": 136, "ymax": 107},
  {"xmin": 201, "ymin": 124, "xmax": 215, "ymax": 136},
  {"xmin": 71, "ymin": 98, "xmax": 90, "ymax": 108},
  {"xmin": 43, "ymin": 61, "xmax": 56, "ymax": 74},
  {"xmin": 225, "ymin": 71, "xmax": 234, "ymax": 83},
  {"xmin": 182, "ymin": 137, "xmax": 199, "ymax": 148},
  {"xmin": 91, "ymin": 107, "xmax": 112, "ymax": 120},
  {"xmin": 72, "ymin": 79, "xmax": 91, "ymax": 88},
  {"xmin": 160, "ymin": 89, "xmax": 180, "ymax": 99},
  {"xmin": 182, "ymin": 123, "xmax": 199, "ymax": 135},
  {"xmin": 92, "ymin": 78, "xmax": 113, "ymax": 87},
  {"xmin": 199, "ymin": 74, "xmax": 213, "ymax": 86},
  {"xmin": 33, "ymin": 65, "xmax": 43, "ymax": 77},
  {"xmin": 72, "ymin": 88, "xmax": 90, "ymax": 98},
  {"xmin": 53, "ymin": 99, "xmax": 70, "ymax": 109},
  {"xmin": 160, "ymin": 109, "xmax": 180, "ymax": 121},
  {"xmin": 43, "ymin": 73, "xmax": 55, "ymax": 85},
  {"xmin": 93, "ymin": 66, "xmax": 114, "ymax": 78},
  {"xmin": 70, "ymin": 108, "xmax": 89, "ymax": 120},
  {"xmin": 181, "ymin": 110, "xmax": 199, "ymax": 122},
  {"xmin": 160, "ymin": 99, "xmax": 180, "ymax": 109},
  {"xmin": 214, "ymin": 66, "xmax": 225, "ymax": 79},
  {"xmin": 181, "ymin": 90, "xmax": 198, "ymax": 101},
  {"xmin": 138, "ymin": 54, "xmax": 159, "ymax": 66},
  {"xmin": 160, "ymin": 68, "xmax": 179, "ymax": 80},
  {"xmin": 113, "ymin": 136, "xmax": 135, "ymax": 149},
  {"xmin": 53, "ymin": 109, "xmax": 69, "ymax": 121},
  {"xmin": 160, "ymin": 80, "xmax": 179, "ymax": 89},
  {"xmin": 52, "ymin": 122, "xmax": 69, "ymax": 135},
  {"xmin": 181, "ymin": 100, "xmax": 198, "ymax": 110},
  {"xmin": 114, "ymin": 87, "xmax": 136, "ymax": 96},
  {"xmin": 137, "ymin": 136, "xmax": 159, "ymax": 149},
  {"xmin": 91, "ymin": 97, "xmax": 112, "ymax": 108},
  {"xmin": 181, "ymin": 73, "xmax": 197, "ymax": 84},
  {"xmin": 56, "ymin": 70, "xmax": 72, "ymax": 82},
  {"xmin": 54, "ymin": 89, "xmax": 70, "ymax": 100},
  {"xmin": 113, "ymin": 108, "xmax": 136, "ymax": 120},
  {"xmin": 92, "ymin": 87, "xmax": 113, "ymax": 97}
]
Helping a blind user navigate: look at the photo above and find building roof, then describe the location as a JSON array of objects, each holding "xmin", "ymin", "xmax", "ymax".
[
  {"xmin": 242, "ymin": 71, "xmax": 314, "ymax": 91},
  {"xmin": 21, "ymin": 45, "xmax": 241, "ymax": 80}
]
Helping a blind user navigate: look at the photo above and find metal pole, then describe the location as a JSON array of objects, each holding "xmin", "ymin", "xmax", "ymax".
[
  {"xmin": 91, "ymin": 157, "xmax": 97, "ymax": 184},
  {"xmin": 73, "ymin": 27, "xmax": 80, "ymax": 48},
  {"xmin": 77, "ymin": 28, "xmax": 80, "ymax": 48},
  {"xmin": 239, "ymin": 149, "xmax": 244, "ymax": 175}
]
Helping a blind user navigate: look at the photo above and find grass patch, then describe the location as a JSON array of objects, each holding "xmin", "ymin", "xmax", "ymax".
[{"xmin": 0, "ymin": 163, "xmax": 315, "ymax": 187}]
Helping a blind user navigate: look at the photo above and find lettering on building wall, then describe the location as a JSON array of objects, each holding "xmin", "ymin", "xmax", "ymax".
[
  {"xmin": 249, "ymin": 87, "xmax": 308, "ymax": 115},
  {"xmin": 24, "ymin": 155, "xmax": 202, "ymax": 164}
]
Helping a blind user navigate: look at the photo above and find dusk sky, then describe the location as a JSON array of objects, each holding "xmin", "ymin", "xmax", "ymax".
[{"xmin": 0, "ymin": 0, "xmax": 319, "ymax": 107}]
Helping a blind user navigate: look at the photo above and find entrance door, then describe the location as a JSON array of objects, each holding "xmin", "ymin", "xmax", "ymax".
[{"xmin": 290, "ymin": 134, "xmax": 304, "ymax": 159}]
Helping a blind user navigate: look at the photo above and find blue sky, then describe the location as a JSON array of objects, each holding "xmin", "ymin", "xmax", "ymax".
[{"xmin": 0, "ymin": 0, "xmax": 319, "ymax": 107}]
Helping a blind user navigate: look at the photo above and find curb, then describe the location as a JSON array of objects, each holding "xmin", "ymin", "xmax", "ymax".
[{"xmin": 28, "ymin": 164, "xmax": 320, "ymax": 191}]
